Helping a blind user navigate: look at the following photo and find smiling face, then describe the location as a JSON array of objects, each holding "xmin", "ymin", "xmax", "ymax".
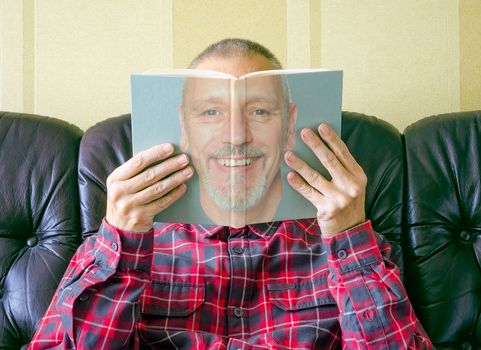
[{"xmin": 179, "ymin": 54, "xmax": 296, "ymax": 217}]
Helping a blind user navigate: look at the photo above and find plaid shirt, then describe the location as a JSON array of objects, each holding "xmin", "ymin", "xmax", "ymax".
[{"xmin": 30, "ymin": 219, "xmax": 432, "ymax": 349}]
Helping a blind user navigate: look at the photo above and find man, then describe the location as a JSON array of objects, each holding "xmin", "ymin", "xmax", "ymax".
[
  {"xmin": 30, "ymin": 39, "xmax": 432, "ymax": 349},
  {"xmin": 178, "ymin": 68, "xmax": 297, "ymax": 226}
]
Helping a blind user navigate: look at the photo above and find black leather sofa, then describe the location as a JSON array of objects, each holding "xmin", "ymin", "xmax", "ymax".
[
  {"xmin": 0, "ymin": 110, "xmax": 479, "ymax": 349},
  {"xmin": 0, "ymin": 112, "xmax": 83, "ymax": 349},
  {"xmin": 404, "ymin": 111, "xmax": 481, "ymax": 349}
]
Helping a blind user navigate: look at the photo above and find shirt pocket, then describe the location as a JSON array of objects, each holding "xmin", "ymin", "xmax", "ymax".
[
  {"xmin": 267, "ymin": 276, "xmax": 336, "ymax": 311},
  {"xmin": 267, "ymin": 277, "xmax": 339, "ymax": 347},
  {"xmin": 141, "ymin": 280, "xmax": 205, "ymax": 317}
]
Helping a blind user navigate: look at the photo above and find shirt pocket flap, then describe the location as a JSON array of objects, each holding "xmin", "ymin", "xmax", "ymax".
[
  {"xmin": 141, "ymin": 281, "xmax": 205, "ymax": 317},
  {"xmin": 267, "ymin": 276, "xmax": 335, "ymax": 311}
]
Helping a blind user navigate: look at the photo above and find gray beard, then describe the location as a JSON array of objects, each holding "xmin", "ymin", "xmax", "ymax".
[{"xmin": 202, "ymin": 173, "xmax": 267, "ymax": 211}]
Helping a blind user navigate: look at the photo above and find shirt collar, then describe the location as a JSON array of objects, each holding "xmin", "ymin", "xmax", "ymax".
[{"xmin": 193, "ymin": 221, "xmax": 282, "ymax": 240}]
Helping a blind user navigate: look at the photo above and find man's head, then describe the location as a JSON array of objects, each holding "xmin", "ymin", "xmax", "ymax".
[
  {"xmin": 188, "ymin": 38, "xmax": 282, "ymax": 69},
  {"xmin": 179, "ymin": 39, "xmax": 297, "ymax": 222},
  {"xmin": 188, "ymin": 39, "xmax": 291, "ymax": 112}
]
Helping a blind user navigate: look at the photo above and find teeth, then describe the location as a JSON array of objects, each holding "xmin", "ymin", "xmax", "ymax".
[{"xmin": 218, "ymin": 158, "xmax": 253, "ymax": 167}]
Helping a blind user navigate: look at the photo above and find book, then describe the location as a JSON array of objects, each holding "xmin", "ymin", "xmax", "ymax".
[{"xmin": 131, "ymin": 68, "xmax": 343, "ymax": 227}]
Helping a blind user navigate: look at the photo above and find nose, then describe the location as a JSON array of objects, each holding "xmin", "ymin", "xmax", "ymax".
[{"xmin": 221, "ymin": 104, "xmax": 253, "ymax": 145}]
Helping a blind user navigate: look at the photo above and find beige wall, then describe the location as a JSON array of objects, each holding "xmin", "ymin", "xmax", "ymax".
[
  {"xmin": 172, "ymin": 0, "xmax": 287, "ymax": 69},
  {"xmin": 460, "ymin": 0, "xmax": 481, "ymax": 112},
  {"xmin": 35, "ymin": 1, "xmax": 163, "ymax": 129},
  {"xmin": 321, "ymin": 1, "xmax": 460, "ymax": 128},
  {"xmin": 1, "ymin": 0, "xmax": 28, "ymax": 112},
  {"xmin": 1, "ymin": 0, "xmax": 480, "ymax": 131}
]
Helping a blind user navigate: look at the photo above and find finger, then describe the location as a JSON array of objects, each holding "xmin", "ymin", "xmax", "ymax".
[
  {"xmin": 127, "ymin": 153, "xmax": 190, "ymax": 193},
  {"xmin": 317, "ymin": 124, "xmax": 364, "ymax": 176},
  {"xmin": 143, "ymin": 183, "xmax": 188, "ymax": 216},
  {"xmin": 132, "ymin": 165, "xmax": 194, "ymax": 204},
  {"xmin": 284, "ymin": 151, "xmax": 335, "ymax": 196},
  {"xmin": 300, "ymin": 128, "xmax": 352, "ymax": 182},
  {"xmin": 109, "ymin": 143, "xmax": 175, "ymax": 181},
  {"xmin": 286, "ymin": 171, "xmax": 326, "ymax": 208}
]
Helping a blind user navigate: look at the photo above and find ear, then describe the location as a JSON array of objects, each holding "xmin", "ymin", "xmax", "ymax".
[
  {"xmin": 178, "ymin": 105, "xmax": 189, "ymax": 152},
  {"xmin": 286, "ymin": 102, "xmax": 297, "ymax": 150}
]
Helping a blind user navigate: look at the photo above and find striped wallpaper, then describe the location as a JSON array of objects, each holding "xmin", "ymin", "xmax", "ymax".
[{"xmin": 0, "ymin": 0, "xmax": 479, "ymax": 131}]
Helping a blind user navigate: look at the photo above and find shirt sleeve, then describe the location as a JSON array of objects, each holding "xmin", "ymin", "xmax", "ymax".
[
  {"xmin": 323, "ymin": 220, "xmax": 433, "ymax": 349},
  {"xmin": 29, "ymin": 219, "xmax": 153, "ymax": 350}
]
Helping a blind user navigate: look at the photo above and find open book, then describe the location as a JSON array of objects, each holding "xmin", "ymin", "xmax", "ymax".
[{"xmin": 131, "ymin": 68, "xmax": 343, "ymax": 226}]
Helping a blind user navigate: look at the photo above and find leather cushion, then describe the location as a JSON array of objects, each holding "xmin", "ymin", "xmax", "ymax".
[
  {"xmin": 404, "ymin": 111, "xmax": 481, "ymax": 348},
  {"xmin": 0, "ymin": 112, "xmax": 83, "ymax": 348}
]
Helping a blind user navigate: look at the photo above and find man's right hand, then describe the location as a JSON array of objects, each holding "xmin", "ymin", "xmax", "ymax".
[{"xmin": 106, "ymin": 143, "xmax": 194, "ymax": 232}]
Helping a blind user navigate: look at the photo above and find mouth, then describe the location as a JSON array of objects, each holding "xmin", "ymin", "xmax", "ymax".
[{"xmin": 216, "ymin": 157, "xmax": 258, "ymax": 167}]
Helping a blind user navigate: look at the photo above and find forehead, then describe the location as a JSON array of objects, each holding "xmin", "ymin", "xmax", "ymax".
[
  {"xmin": 194, "ymin": 54, "xmax": 275, "ymax": 77},
  {"xmin": 183, "ymin": 76, "xmax": 284, "ymax": 108},
  {"xmin": 184, "ymin": 54, "xmax": 283, "ymax": 103}
]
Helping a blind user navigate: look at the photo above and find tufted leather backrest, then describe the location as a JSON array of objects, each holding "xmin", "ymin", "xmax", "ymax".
[
  {"xmin": 0, "ymin": 112, "xmax": 83, "ymax": 349},
  {"xmin": 78, "ymin": 114, "xmax": 132, "ymax": 238},
  {"xmin": 404, "ymin": 111, "xmax": 481, "ymax": 349},
  {"xmin": 78, "ymin": 112, "xmax": 405, "ymax": 268},
  {"xmin": 342, "ymin": 112, "xmax": 404, "ymax": 272}
]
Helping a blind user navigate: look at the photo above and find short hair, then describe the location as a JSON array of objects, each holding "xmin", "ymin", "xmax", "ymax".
[{"xmin": 189, "ymin": 38, "xmax": 283, "ymax": 69}]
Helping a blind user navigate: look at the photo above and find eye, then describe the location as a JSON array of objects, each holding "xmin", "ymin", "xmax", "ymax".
[
  {"xmin": 252, "ymin": 109, "xmax": 269, "ymax": 117},
  {"xmin": 202, "ymin": 109, "xmax": 220, "ymax": 117}
]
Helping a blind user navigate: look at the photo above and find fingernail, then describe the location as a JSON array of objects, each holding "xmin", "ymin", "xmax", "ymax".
[
  {"xmin": 286, "ymin": 151, "xmax": 296, "ymax": 161},
  {"xmin": 319, "ymin": 124, "xmax": 329, "ymax": 136},
  {"xmin": 162, "ymin": 143, "xmax": 173, "ymax": 152},
  {"xmin": 301, "ymin": 128, "xmax": 311, "ymax": 136},
  {"xmin": 178, "ymin": 154, "xmax": 188, "ymax": 165},
  {"xmin": 301, "ymin": 128, "xmax": 315, "ymax": 140},
  {"xmin": 182, "ymin": 166, "xmax": 193, "ymax": 176}
]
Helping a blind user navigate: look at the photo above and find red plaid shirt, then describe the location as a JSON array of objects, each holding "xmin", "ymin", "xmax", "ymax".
[{"xmin": 30, "ymin": 219, "xmax": 432, "ymax": 349}]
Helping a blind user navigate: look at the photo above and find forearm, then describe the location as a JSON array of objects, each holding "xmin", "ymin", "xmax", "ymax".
[
  {"xmin": 324, "ymin": 221, "xmax": 432, "ymax": 349},
  {"xmin": 29, "ymin": 220, "xmax": 153, "ymax": 350}
]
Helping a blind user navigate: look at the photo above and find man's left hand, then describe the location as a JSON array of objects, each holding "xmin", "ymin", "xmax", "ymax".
[{"xmin": 284, "ymin": 123, "xmax": 367, "ymax": 237}]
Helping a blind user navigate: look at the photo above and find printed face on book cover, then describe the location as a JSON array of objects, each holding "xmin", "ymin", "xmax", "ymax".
[{"xmin": 178, "ymin": 55, "xmax": 298, "ymax": 226}]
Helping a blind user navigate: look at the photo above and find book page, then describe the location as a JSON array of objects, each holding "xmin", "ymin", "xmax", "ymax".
[
  {"xmin": 131, "ymin": 69, "xmax": 343, "ymax": 226},
  {"xmin": 240, "ymin": 68, "xmax": 337, "ymax": 78},
  {"xmin": 140, "ymin": 68, "xmax": 235, "ymax": 79}
]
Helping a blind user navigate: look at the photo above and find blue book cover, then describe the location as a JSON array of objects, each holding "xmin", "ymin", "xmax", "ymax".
[{"xmin": 131, "ymin": 68, "xmax": 343, "ymax": 226}]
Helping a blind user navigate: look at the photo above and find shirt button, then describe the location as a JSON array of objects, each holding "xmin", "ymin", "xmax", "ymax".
[
  {"xmin": 337, "ymin": 249, "xmax": 348, "ymax": 259},
  {"xmin": 234, "ymin": 307, "xmax": 244, "ymax": 318},
  {"xmin": 112, "ymin": 242, "xmax": 118, "ymax": 251},
  {"xmin": 363, "ymin": 310, "xmax": 374, "ymax": 321},
  {"xmin": 79, "ymin": 292, "xmax": 90, "ymax": 302},
  {"xmin": 233, "ymin": 246, "xmax": 245, "ymax": 255}
]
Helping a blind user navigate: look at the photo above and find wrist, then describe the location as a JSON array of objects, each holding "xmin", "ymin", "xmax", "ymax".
[
  {"xmin": 320, "ymin": 218, "xmax": 366, "ymax": 237},
  {"xmin": 104, "ymin": 216, "xmax": 153, "ymax": 234}
]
